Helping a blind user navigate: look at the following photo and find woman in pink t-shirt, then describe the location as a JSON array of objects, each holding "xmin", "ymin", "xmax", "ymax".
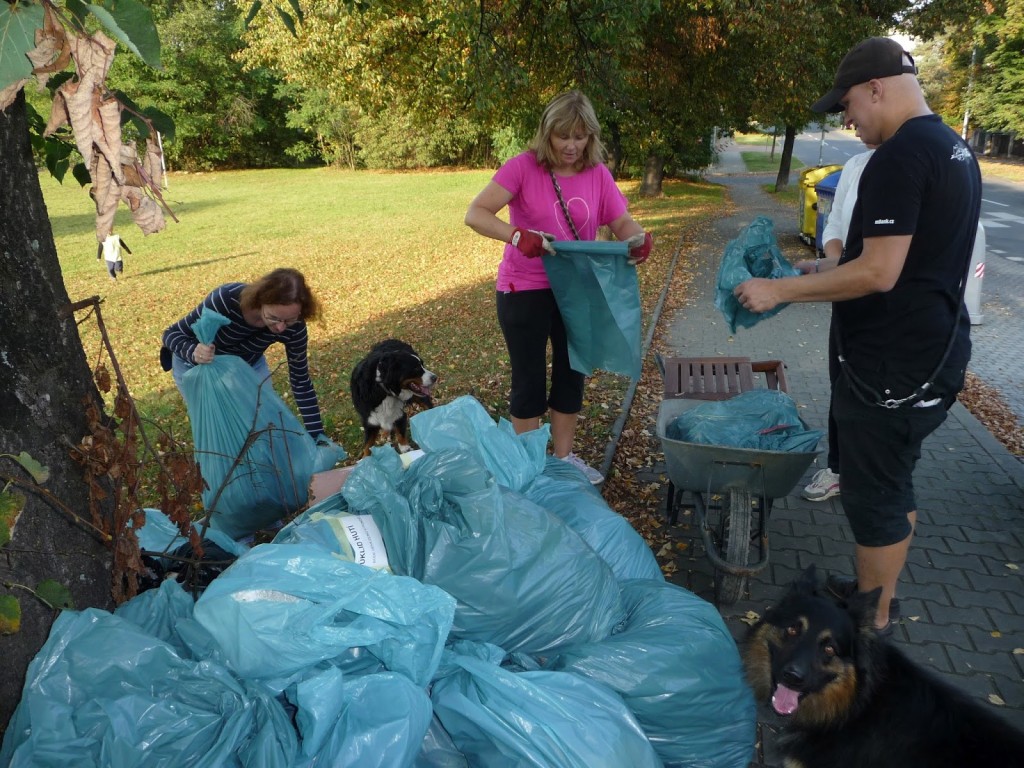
[{"xmin": 465, "ymin": 90, "xmax": 652, "ymax": 484}]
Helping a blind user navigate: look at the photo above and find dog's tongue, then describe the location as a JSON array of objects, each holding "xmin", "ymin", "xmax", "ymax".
[{"xmin": 771, "ymin": 684, "xmax": 801, "ymax": 716}]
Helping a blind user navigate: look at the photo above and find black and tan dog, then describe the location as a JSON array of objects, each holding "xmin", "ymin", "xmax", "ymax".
[
  {"xmin": 744, "ymin": 566, "xmax": 1024, "ymax": 768},
  {"xmin": 350, "ymin": 339, "xmax": 437, "ymax": 457}
]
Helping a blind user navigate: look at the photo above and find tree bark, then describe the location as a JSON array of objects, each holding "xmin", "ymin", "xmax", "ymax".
[
  {"xmin": 774, "ymin": 124, "xmax": 798, "ymax": 191},
  {"xmin": 639, "ymin": 153, "xmax": 664, "ymax": 197},
  {"xmin": 0, "ymin": 90, "xmax": 114, "ymax": 734}
]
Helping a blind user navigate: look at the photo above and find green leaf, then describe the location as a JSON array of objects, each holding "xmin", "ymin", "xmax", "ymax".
[
  {"xmin": 0, "ymin": 488, "xmax": 26, "ymax": 548},
  {"xmin": 244, "ymin": 0, "xmax": 263, "ymax": 27},
  {"xmin": 36, "ymin": 580, "xmax": 74, "ymax": 610},
  {"xmin": 13, "ymin": 451, "xmax": 49, "ymax": 484},
  {"xmin": 0, "ymin": 1, "xmax": 44, "ymax": 92},
  {"xmin": 65, "ymin": 0, "xmax": 90, "ymax": 29},
  {"xmin": 72, "ymin": 162, "xmax": 92, "ymax": 187},
  {"xmin": 142, "ymin": 106, "xmax": 175, "ymax": 142},
  {"xmin": 45, "ymin": 141, "xmax": 73, "ymax": 182},
  {"xmin": 275, "ymin": 5, "xmax": 296, "ymax": 37},
  {"xmin": 0, "ymin": 595, "xmax": 20, "ymax": 634},
  {"xmin": 88, "ymin": 0, "xmax": 162, "ymax": 70}
]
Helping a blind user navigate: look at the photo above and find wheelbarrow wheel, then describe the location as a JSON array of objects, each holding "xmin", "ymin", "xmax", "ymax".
[{"xmin": 714, "ymin": 490, "xmax": 752, "ymax": 605}]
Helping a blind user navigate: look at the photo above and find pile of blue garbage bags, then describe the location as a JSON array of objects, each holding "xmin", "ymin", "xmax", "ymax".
[{"xmin": 1, "ymin": 396, "xmax": 756, "ymax": 767}]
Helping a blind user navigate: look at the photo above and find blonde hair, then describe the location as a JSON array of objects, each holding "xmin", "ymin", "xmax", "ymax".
[
  {"xmin": 528, "ymin": 90, "xmax": 606, "ymax": 170},
  {"xmin": 239, "ymin": 268, "xmax": 321, "ymax": 322}
]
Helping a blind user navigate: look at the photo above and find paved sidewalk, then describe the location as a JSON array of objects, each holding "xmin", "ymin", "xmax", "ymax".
[{"xmin": 651, "ymin": 144, "xmax": 1024, "ymax": 766}]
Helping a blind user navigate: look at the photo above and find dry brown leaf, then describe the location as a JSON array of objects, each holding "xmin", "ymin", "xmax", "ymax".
[
  {"xmin": 91, "ymin": 154, "xmax": 119, "ymax": 241},
  {"xmin": 126, "ymin": 192, "xmax": 166, "ymax": 235},
  {"xmin": 96, "ymin": 94, "xmax": 124, "ymax": 184},
  {"xmin": 0, "ymin": 79, "xmax": 29, "ymax": 113},
  {"xmin": 142, "ymin": 137, "xmax": 163, "ymax": 185},
  {"xmin": 58, "ymin": 78, "xmax": 96, "ymax": 166},
  {"xmin": 42, "ymin": 87, "xmax": 70, "ymax": 136},
  {"xmin": 28, "ymin": 5, "xmax": 71, "ymax": 85}
]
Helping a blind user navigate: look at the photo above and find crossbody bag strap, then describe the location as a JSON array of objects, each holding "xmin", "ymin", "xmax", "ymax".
[
  {"xmin": 834, "ymin": 227, "xmax": 978, "ymax": 409},
  {"xmin": 549, "ymin": 171, "xmax": 581, "ymax": 241}
]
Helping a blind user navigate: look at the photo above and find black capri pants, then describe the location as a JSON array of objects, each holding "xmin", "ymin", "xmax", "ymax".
[{"xmin": 496, "ymin": 289, "xmax": 585, "ymax": 419}]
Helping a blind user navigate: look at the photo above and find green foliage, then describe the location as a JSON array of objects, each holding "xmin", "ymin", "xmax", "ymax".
[
  {"xmin": 968, "ymin": 0, "xmax": 1024, "ymax": 135},
  {"xmin": 355, "ymin": 109, "xmax": 484, "ymax": 170},
  {"xmin": 107, "ymin": 0, "xmax": 300, "ymax": 170},
  {"xmin": 0, "ymin": 595, "xmax": 20, "ymax": 635},
  {"xmin": 88, "ymin": 0, "xmax": 163, "ymax": 69},
  {"xmin": 0, "ymin": 489, "xmax": 26, "ymax": 548},
  {"xmin": 36, "ymin": 580, "xmax": 75, "ymax": 610},
  {"xmin": 0, "ymin": 0, "xmax": 43, "ymax": 91}
]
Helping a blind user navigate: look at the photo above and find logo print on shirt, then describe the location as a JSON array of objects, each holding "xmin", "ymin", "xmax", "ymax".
[
  {"xmin": 552, "ymin": 197, "xmax": 592, "ymax": 239},
  {"xmin": 874, "ymin": 218, "xmax": 895, "ymax": 225},
  {"xmin": 950, "ymin": 144, "xmax": 972, "ymax": 162}
]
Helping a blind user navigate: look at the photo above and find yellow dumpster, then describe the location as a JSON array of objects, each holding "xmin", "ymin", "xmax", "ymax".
[{"xmin": 797, "ymin": 164, "xmax": 843, "ymax": 245}]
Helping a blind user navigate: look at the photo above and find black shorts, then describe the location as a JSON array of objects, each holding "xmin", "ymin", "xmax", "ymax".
[
  {"xmin": 832, "ymin": 373, "xmax": 949, "ymax": 546},
  {"xmin": 496, "ymin": 289, "xmax": 585, "ymax": 419}
]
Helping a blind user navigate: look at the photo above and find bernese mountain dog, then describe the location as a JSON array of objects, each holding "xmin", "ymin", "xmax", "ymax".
[{"xmin": 350, "ymin": 339, "xmax": 437, "ymax": 457}]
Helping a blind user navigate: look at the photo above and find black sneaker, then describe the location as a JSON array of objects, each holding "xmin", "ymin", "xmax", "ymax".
[{"xmin": 825, "ymin": 574, "xmax": 901, "ymax": 621}]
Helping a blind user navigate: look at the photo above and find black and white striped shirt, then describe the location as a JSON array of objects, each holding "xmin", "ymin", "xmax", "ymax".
[{"xmin": 162, "ymin": 283, "xmax": 324, "ymax": 436}]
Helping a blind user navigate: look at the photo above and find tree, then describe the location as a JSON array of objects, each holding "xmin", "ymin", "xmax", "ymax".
[
  {"xmin": 109, "ymin": 0, "xmax": 301, "ymax": 170},
  {"xmin": 967, "ymin": 0, "xmax": 1024, "ymax": 136},
  {"xmin": 0, "ymin": 0, "xmax": 170, "ymax": 731}
]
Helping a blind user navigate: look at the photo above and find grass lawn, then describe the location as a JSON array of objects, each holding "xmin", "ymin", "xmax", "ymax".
[{"xmin": 43, "ymin": 167, "xmax": 724, "ymax": 477}]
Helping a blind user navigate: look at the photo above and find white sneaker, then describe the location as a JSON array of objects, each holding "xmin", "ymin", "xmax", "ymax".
[
  {"xmin": 560, "ymin": 452, "xmax": 604, "ymax": 485},
  {"xmin": 802, "ymin": 467, "xmax": 840, "ymax": 501}
]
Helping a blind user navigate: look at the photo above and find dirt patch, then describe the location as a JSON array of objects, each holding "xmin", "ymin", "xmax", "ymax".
[{"xmin": 959, "ymin": 372, "xmax": 1024, "ymax": 456}]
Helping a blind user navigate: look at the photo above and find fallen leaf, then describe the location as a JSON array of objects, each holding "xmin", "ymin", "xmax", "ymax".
[{"xmin": 988, "ymin": 694, "xmax": 1005, "ymax": 706}]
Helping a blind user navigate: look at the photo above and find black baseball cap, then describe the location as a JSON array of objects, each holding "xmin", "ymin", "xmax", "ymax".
[{"xmin": 811, "ymin": 37, "xmax": 917, "ymax": 113}]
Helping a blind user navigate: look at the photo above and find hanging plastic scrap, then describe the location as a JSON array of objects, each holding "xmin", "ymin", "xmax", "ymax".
[
  {"xmin": 178, "ymin": 309, "xmax": 346, "ymax": 540},
  {"xmin": 714, "ymin": 216, "xmax": 801, "ymax": 333},
  {"xmin": 430, "ymin": 641, "xmax": 664, "ymax": 768},
  {"xmin": 542, "ymin": 240, "xmax": 642, "ymax": 379},
  {"xmin": 342, "ymin": 446, "xmax": 624, "ymax": 656},
  {"xmin": 546, "ymin": 578, "xmax": 756, "ymax": 768},
  {"xmin": 665, "ymin": 389, "xmax": 824, "ymax": 452}
]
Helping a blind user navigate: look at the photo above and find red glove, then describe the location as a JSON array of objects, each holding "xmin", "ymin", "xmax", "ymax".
[
  {"xmin": 509, "ymin": 228, "xmax": 553, "ymax": 259},
  {"xmin": 627, "ymin": 232, "xmax": 653, "ymax": 265}
]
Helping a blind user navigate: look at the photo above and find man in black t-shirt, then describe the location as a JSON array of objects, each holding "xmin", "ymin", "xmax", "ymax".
[{"xmin": 734, "ymin": 37, "xmax": 982, "ymax": 634}]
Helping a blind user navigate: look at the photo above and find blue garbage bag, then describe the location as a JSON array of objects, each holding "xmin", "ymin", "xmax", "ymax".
[
  {"xmin": 414, "ymin": 717, "xmax": 470, "ymax": 767},
  {"xmin": 289, "ymin": 668, "xmax": 433, "ymax": 768},
  {"xmin": 342, "ymin": 448, "xmax": 624, "ymax": 655},
  {"xmin": 430, "ymin": 642, "xmax": 663, "ymax": 768},
  {"xmin": 542, "ymin": 240, "xmax": 642, "ymax": 379},
  {"xmin": 273, "ymin": 493, "xmax": 393, "ymax": 571},
  {"xmin": 192, "ymin": 543, "xmax": 455, "ymax": 691},
  {"xmin": 547, "ymin": 578, "xmax": 756, "ymax": 768},
  {"xmin": 135, "ymin": 507, "xmax": 250, "ymax": 560},
  {"xmin": 410, "ymin": 395, "xmax": 549, "ymax": 492},
  {"xmin": 0, "ymin": 608, "xmax": 297, "ymax": 768},
  {"xmin": 714, "ymin": 216, "xmax": 801, "ymax": 333},
  {"xmin": 179, "ymin": 309, "xmax": 346, "ymax": 540},
  {"xmin": 522, "ymin": 459, "xmax": 663, "ymax": 583},
  {"xmin": 666, "ymin": 389, "xmax": 823, "ymax": 452}
]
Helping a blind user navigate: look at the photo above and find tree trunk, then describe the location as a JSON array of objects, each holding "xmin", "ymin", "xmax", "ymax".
[
  {"xmin": 0, "ymin": 90, "xmax": 114, "ymax": 733},
  {"xmin": 774, "ymin": 124, "xmax": 798, "ymax": 191},
  {"xmin": 639, "ymin": 153, "xmax": 664, "ymax": 197},
  {"xmin": 605, "ymin": 120, "xmax": 624, "ymax": 179}
]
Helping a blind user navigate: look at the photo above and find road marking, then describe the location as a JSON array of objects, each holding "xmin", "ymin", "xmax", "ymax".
[
  {"xmin": 982, "ymin": 198, "xmax": 1009, "ymax": 207},
  {"xmin": 986, "ymin": 211, "xmax": 1024, "ymax": 223},
  {"xmin": 980, "ymin": 218, "xmax": 1010, "ymax": 228}
]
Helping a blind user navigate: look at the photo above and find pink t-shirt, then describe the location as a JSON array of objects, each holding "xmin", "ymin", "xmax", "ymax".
[{"xmin": 492, "ymin": 151, "xmax": 629, "ymax": 292}]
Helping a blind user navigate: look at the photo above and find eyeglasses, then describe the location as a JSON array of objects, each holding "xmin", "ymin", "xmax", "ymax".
[{"xmin": 262, "ymin": 309, "xmax": 302, "ymax": 328}]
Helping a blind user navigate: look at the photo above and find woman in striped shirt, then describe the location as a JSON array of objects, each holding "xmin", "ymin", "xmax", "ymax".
[{"xmin": 162, "ymin": 267, "xmax": 326, "ymax": 437}]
